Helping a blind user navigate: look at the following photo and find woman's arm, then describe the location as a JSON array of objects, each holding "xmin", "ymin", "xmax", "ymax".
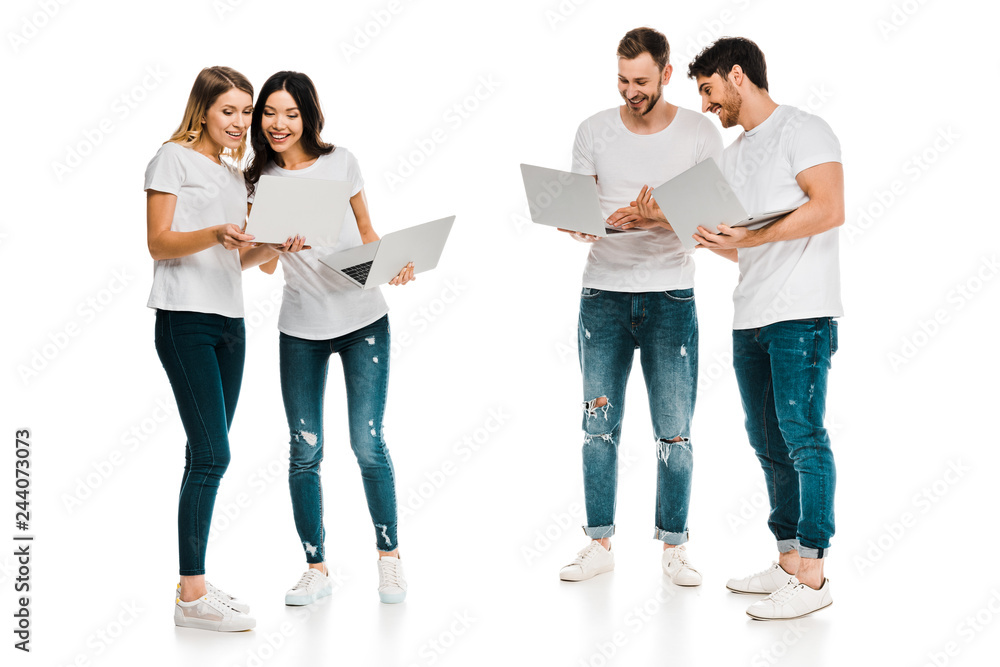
[
  {"xmin": 146, "ymin": 190, "xmax": 255, "ymax": 260},
  {"xmin": 350, "ymin": 188, "xmax": 381, "ymax": 244},
  {"xmin": 350, "ymin": 188, "xmax": 414, "ymax": 285},
  {"xmin": 244, "ymin": 201, "xmax": 307, "ymax": 271},
  {"xmin": 259, "ymin": 256, "xmax": 279, "ymax": 275},
  {"xmin": 240, "ymin": 236, "xmax": 305, "ymax": 270}
]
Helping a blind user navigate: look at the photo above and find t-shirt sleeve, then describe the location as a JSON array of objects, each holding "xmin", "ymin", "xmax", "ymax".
[
  {"xmin": 787, "ymin": 114, "xmax": 841, "ymax": 176},
  {"xmin": 571, "ymin": 119, "xmax": 596, "ymax": 176},
  {"xmin": 144, "ymin": 143, "xmax": 186, "ymax": 195},
  {"xmin": 695, "ymin": 117, "xmax": 724, "ymax": 166},
  {"xmin": 344, "ymin": 149, "xmax": 365, "ymax": 196}
]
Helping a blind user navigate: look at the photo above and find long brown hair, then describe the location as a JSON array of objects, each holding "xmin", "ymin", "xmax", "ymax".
[{"xmin": 245, "ymin": 71, "xmax": 335, "ymax": 194}]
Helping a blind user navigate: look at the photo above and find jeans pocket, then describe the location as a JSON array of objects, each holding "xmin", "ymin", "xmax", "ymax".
[
  {"xmin": 830, "ymin": 318, "xmax": 839, "ymax": 356},
  {"xmin": 154, "ymin": 309, "xmax": 165, "ymax": 342},
  {"xmin": 663, "ymin": 288, "xmax": 695, "ymax": 302},
  {"xmin": 227, "ymin": 318, "xmax": 246, "ymax": 347},
  {"xmin": 581, "ymin": 287, "xmax": 602, "ymax": 299}
]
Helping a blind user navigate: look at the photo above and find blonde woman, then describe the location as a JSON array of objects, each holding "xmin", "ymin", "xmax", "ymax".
[{"xmin": 145, "ymin": 66, "xmax": 300, "ymax": 631}]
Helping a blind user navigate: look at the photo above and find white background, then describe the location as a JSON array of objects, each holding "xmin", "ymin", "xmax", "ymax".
[{"xmin": 3, "ymin": 0, "xmax": 998, "ymax": 665}]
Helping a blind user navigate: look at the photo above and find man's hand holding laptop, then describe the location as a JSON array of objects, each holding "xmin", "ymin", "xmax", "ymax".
[
  {"xmin": 692, "ymin": 224, "xmax": 752, "ymax": 249},
  {"xmin": 551, "ymin": 184, "xmax": 666, "ymax": 241},
  {"xmin": 557, "ymin": 228, "xmax": 601, "ymax": 243}
]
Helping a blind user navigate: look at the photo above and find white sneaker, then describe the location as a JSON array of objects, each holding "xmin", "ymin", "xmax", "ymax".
[
  {"xmin": 285, "ymin": 568, "xmax": 333, "ymax": 606},
  {"xmin": 661, "ymin": 545, "xmax": 702, "ymax": 586},
  {"xmin": 174, "ymin": 591, "xmax": 255, "ymax": 632},
  {"xmin": 175, "ymin": 582, "xmax": 250, "ymax": 614},
  {"xmin": 726, "ymin": 561, "xmax": 794, "ymax": 594},
  {"xmin": 377, "ymin": 557, "xmax": 407, "ymax": 604},
  {"xmin": 559, "ymin": 542, "xmax": 614, "ymax": 582},
  {"xmin": 746, "ymin": 576, "xmax": 833, "ymax": 620}
]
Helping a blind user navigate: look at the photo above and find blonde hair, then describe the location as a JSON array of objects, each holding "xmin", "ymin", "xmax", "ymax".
[{"xmin": 167, "ymin": 66, "xmax": 254, "ymax": 163}]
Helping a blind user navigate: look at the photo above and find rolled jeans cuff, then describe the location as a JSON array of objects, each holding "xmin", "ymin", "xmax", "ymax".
[
  {"xmin": 777, "ymin": 539, "xmax": 800, "ymax": 554},
  {"xmin": 583, "ymin": 525, "xmax": 614, "ymax": 539},
  {"xmin": 797, "ymin": 545, "xmax": 827, "ymax": 559},
  {"xmin": 653, "ymin": 528, "xmax": 688, "ymax": 545}
]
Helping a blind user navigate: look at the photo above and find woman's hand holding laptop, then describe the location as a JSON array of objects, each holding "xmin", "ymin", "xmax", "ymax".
[{"xmin": 388, "ymin": 262, "xmax": 416, "ymax": 286}]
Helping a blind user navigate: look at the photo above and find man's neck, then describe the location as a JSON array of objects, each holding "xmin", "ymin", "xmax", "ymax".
[
  {"xmin": 738, "ymin": 92, "xmax": 780, "ymax": 133},
  {"xmin": 619, "ymin": 100, "xmax": 678, "ymax": 135}
]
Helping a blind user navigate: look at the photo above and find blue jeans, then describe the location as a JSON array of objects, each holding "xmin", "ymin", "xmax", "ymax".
[
  {"xmin": 578, "ymin": 288, "xmax": 698, "ymax": 544},
  {"xmin": 279, "ymin": 315, "xmax": 397, "ymax": 560},
  {"xmin": 732, "ymin": 317, "xmax": 838, "ymax": 559},
  {"xmin": 154, "ymin": 309, "xmax": 245, "ymax": 576}
]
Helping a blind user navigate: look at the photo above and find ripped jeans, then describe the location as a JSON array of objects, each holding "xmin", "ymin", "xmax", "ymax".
[
  {"xmin": 733, "ymin": 317, "xmax": 838, "ymax": 559},
  {"xmin": 279, "ymin": 315, "xmax": 398, "ymax": 561},
  {"xmin": 578, "ymin": 288, "xmax": 698, "ymax": 544}
]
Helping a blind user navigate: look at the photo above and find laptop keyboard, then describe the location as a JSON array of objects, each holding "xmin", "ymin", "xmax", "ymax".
[{"xmin": 343, "ymin": 260, "xmax": 374, "ymax": 284}]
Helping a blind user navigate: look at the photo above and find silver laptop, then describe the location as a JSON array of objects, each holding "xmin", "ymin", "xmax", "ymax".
[
  {"xmin": 318, "ymin": 216, "xmax": 455, "ymax": 289},
  {"xmin": 651, "ymin": 158, "xmax": 796, "ymax": 250},
  {"xmin": 519, "ymin": 164, "xmax": 637, "ymax": 237},
  {"xmin": 245, "ymin": 175, "xmax": 353, "ymax": 246}
]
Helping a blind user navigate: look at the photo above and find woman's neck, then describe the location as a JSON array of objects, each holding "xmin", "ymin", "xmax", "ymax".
[
  {"xmin": 192, "ymin": 136, "xmax": 223, "ymax": 164},
  {"xmin": 275, "ymin": 144, "xmax": 316, "ymax": 170}
]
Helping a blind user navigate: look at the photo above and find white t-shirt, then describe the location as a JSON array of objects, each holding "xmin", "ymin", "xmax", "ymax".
[
  {"xmin": 721, "ymin": 105, "xmax": 843, "ymax": 330},
  {"xmin": 257, "ymin": 148, "xmax": 389, "ymax": 340},
  {"xmin": 572, "ymin": 106, "xmax": 723, "ymax": 292},
  {"xmin": 144, "ymin": 142, "xmax": 246, "ymax": 318}
]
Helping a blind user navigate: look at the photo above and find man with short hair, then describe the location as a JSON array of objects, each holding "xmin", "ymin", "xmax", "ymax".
[
  {"xmin": 556, "ymin": 27, "xmax": 722, "ymax": 585},
  {"xmin": 684, "ymin": 37, "xmax": 843, "ymax": 619}
]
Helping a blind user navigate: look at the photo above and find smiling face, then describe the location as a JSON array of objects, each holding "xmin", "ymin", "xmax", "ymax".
[
  {"xmin": 200, "ymin": 88, "xmax": 253, "ymax": 155},
  {"xmin": 618, "ymin": 52, "xmax": 670, "ymax": 117},
  {"xmin": 696, "ymin": 73, "xmax": 742, "ymax": 128},
  {"xmin": 261, "ymin": 89, "xmax": 303, "ymax": 154}
]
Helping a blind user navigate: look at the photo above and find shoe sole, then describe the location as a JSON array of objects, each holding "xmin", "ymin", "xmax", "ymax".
[
  {"xmin": 379, "ymin": 591, "xmax": 406, "ymax": 604},
  {"xmin": 285, "ymin": 587, "xmax": 333, "ymax": 606},
  {"xmin": 663, "ymin": 568, "xmax": 702, "ymax": 587},
  {"xmin": 559, "ymin": 564, "xmax": 614, "ymax": 582},
  {"xmin": 746, "ymin": 600, "xmax": 833, "ymax": 621},
  {"xmin": 177, "ymin": 588, "xmax": 251, "ymax": 614},
  {"xmin": 174, "ymin": 617, "xmax": 255, "ymax": 632},
  {"xmin": 726, "ymin": 584, "xmax": 776, "ymax": 595},
  {"xmin": 668, "ymin": 578, "xmax": 702, "ymax": 587}
]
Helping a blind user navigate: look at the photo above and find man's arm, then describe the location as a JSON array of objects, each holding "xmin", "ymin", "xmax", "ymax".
[
  {"xmin": 694, "ymin": 161, "xmax": 844, "ymax": 249},
  {"xmin": 709, "ymin": 248, "xmax": 738, "ymax": 262}
]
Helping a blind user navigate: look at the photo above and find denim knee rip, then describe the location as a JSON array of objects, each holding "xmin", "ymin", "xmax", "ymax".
[
  {"xmin": 582, "ymin": 396, "xmax": 611, "ymax": 419},
  {"xmin": 655, "ymin": 437, "xmax": 691, "ymax": 466},
  {"xmin": 583, "ymin": 397, "xmax": 613, "ymax": 442},
  {"xmin": 293, "ymin": 430, "xmax": 319, "ymax": 446},
  {"xmin": 293, "ymin": 418, "xmax": 320, "ymax": 446}
]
